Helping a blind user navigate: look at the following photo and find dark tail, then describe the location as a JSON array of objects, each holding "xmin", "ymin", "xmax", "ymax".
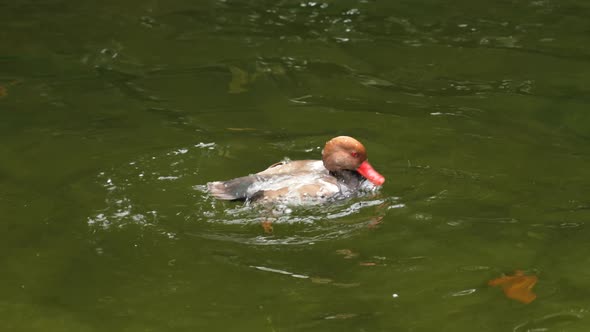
[{"xmin": 207, "ymin": 175, "xmax": 258, "ymax": 201}]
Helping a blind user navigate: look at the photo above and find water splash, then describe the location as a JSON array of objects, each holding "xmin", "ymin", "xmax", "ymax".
[{"xmin": 88, "ymin": 143, "xmax": 402, "ymax": 245}]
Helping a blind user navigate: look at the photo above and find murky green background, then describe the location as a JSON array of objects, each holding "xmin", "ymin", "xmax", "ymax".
[{"xmin": 2, "ymin": 0, "xmax": 590, "ymax": 331}]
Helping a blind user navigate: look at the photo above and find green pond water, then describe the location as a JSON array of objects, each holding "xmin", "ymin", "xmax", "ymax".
[{"xmin": 2, "ymin": 0, "xmax": 590, "ymax": 331}]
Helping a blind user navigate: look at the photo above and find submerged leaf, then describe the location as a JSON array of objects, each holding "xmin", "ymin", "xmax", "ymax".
[
  {"xmin": 368, "ymin": 216, "xmax": 383, "ymax": 228},
  {"xmin": 0, "ymin": 80, "xmax": 22, "ymax": 99},
  {"xmin": 324, "ymin": 313, "xmax": 357, "ymax": 320},
  {"xmin": 359, "ymin": 262, "xmax": 377, "ymax": 266},
  {"xmin": 332, "ymin": 282, "xmax": 360, "ymax": 288},
  {"xmin": 261, "ymin": 219, "xmax": 273, "ymax": 234},
  {"xmin": 228, "ymin": 66, "xmax": 249, "ymax": 93},
  {"xmin": 226, "ymin": 127, "xmax": 257, "ymax": 131},
  {"xmin": 488, "ymin": 270, "xmax": 538, "ymax": 304},
  {"xmin": 335, "ymin": 249, "xmax": 358, "ymax": 259},
  {"xmin": 310, "ymin": 277, "xmax": 333, "ymax": 284}
]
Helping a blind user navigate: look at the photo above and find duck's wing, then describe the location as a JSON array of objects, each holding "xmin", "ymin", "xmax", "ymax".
[
  {"xmin": 257, "ymin": 160, "xmax": 325, "ymax": 176},
  {"xmin": 207, "ymin": 160, "xmax": 329, "ymax": 202},
  {"xmin": 206, "ymin": 160, "xmax": 289, "ymax": 200}
]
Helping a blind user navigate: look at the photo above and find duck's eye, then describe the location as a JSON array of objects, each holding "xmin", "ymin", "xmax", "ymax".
[{"xmin": 351, "ymin": 152, "xmax": 359, "ymax": 158}]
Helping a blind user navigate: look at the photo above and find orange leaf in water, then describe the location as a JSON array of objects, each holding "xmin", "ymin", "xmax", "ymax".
[
  {"xmin": 0, "ymin": 85, "xmax": 6, "ymax": 98},
  {"xmin": 488, "ymin": 270, "xmax": 538, "ymax": 304},
  {"xmin": 261, "ymin": 220, "xmax": 273, "ymax": 234}
]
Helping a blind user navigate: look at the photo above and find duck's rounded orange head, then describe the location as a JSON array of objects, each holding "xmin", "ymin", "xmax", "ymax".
[{"xmin": 322, "ymin": 136, "xmax": 385, "ymax": 186}]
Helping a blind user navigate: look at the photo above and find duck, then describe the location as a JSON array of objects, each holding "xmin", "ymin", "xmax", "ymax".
[{"xmin": 207, "ymin": 136, "xmax": 385, "ymax": 205}]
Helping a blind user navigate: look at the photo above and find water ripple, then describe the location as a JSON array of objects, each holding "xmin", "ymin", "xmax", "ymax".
[{"xmin": 88, "ymin": 143, "xmax": 401, "ymax": 245}]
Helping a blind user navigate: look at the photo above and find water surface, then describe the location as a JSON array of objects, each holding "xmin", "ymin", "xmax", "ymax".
[{"xmin": 2, "ymin": 0, "xmax": 590, "ymax": 331}]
